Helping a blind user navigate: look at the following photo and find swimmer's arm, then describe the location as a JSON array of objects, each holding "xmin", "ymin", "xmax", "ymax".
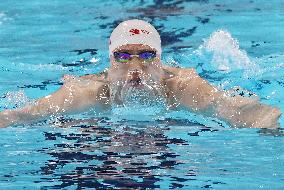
[
  {"xmin": 165, "ymin": 68, "xmax": 281, "ymax": 128},
  {"xmin": 0, "ymin": 80, "xmax": 109, "ymax": 128}
]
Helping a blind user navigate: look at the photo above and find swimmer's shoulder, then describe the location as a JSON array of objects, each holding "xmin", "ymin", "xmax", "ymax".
[
  {"xmin": 61, "ymin": 70, "xmax": 109, "ymax": 89},
  {"xmin": 61, "ymin": 71, "xmax": 110, "ymax": 98},
  {"xmin": 162, "ymin": 65, "xmax": 198, "ymax": 79}
]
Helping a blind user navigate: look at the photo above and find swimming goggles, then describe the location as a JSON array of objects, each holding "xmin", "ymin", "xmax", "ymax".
[{"xmin": 113, "ymin": 51, "xmax": 156, "ymax": 63}]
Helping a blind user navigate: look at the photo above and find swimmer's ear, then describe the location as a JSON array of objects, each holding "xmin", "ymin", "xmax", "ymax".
[
  {"xmin": 162, "ymin": 68, "xmax": 177, "ymax": 81},
  {"xmin": 79, "ymin": 71, "xmax": 109, "ymax": 83}
]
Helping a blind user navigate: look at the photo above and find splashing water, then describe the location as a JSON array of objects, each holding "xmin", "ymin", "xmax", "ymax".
[
  {"xmin": 194, "ymin": 30, "xmax": 260, "ymax": 76},
  {"xmin": 0, "ymin": 90, "xmax": 32, "ymax": 110},
  {"xmin": 121, "ymin": 84, "xmax": 161, "ymax": 106},
  {"xmin": 111, "ymin": 84, "xmax": 166, "ymax": 121}
]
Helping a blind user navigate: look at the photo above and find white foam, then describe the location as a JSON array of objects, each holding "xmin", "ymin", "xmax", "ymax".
[{"xmin": 195, "ymin": 30, "xmax": 259, "ymax": 76}]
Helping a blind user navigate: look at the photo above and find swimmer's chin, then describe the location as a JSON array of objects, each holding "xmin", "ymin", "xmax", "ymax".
[{"xmin": 122, "ymin": 83, "xmax": 162, "ymax": 101}]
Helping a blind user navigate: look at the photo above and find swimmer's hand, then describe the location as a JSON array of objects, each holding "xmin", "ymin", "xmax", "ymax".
[
  {"xmin": 213, "ymin": 93, "xmax": 281, "ymax": 128},
  {"xmin": 222, "ymin": 99, "xmax": 281, "ymax": 128}
]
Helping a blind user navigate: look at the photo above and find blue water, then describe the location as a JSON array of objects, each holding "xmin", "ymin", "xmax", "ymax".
[{"xmin": 1, "ymin": 0, "xmax": 284, "ymax": 189}]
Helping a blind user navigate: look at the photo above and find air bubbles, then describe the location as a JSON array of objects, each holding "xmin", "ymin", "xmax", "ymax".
[
  {"xmin": 121, "ymin": 83, "xmax": 164, "ymax": 109},
  {"xmin": 111, "ymin": 83, "xmax": 166, "ymax": 120},
  {"xmin": 0, "ymin": 90, "xmax": 32, "ymax": 109}
]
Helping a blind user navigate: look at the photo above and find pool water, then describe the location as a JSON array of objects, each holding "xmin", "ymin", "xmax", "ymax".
[{"xmin": 0, "ymin": 0, "xmax": 284, "ymax": 189}]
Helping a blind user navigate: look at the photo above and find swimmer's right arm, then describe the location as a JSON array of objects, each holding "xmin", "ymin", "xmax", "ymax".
[{"xmin": 0, "ymin": 78, "xmax": 109, "ymax": 128}]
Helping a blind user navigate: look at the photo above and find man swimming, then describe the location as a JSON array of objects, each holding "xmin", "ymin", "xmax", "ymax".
[{"xmin": 0, "ymin": 19, "xmax": 281, "ymax": 128}]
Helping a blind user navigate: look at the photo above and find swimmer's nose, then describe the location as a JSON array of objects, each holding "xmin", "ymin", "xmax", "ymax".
[
  {"xmin": 127, "ymin": 57, "xmax": 144, "ymax": 84},
  {"xmin": 128, "ymin": 69, "xmax": 143, "ymax": 85},
  {"xmin": 128, "ymin": 69, "xmax": 142, "ymax": 79},
  {"xmin": 129, "ymin": 69, "xmax": 140, "ymax": 76}
]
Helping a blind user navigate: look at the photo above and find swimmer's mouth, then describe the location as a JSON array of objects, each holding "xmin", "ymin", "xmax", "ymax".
[{"xmin": 128, "ymin": 78, "xmax": 143, "ymax": 87}]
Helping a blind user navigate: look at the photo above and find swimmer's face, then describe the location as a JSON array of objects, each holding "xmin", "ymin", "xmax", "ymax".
[{"xmin": 108, "ymin": 44, "xmax": 165, "ymax": 105}]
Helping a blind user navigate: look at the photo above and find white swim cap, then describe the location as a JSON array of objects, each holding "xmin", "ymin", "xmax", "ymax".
[{"xmin": 109, "ymin": 19, "xmax": 162, "ymax": 56}]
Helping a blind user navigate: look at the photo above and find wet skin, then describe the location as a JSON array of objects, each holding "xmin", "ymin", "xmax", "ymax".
[{"xmin": 0, "ymin": 44, "xmax": 281, "ymax": 128}]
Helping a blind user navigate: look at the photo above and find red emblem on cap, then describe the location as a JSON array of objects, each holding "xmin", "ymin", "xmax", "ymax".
[{"xmin": 129, "ymin": 28, "xmax": 140, "ymax": 35}]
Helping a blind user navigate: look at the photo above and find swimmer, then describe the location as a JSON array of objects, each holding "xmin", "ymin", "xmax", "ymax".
[{"xmin": 0, "ymin": 19, "xmax": 281, "ymax": 128}]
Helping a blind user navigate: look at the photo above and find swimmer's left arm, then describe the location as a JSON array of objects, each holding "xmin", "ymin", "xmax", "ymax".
[{"xmin": 165, "ymin": 68, "xmax": 281, "ymax": 128}]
